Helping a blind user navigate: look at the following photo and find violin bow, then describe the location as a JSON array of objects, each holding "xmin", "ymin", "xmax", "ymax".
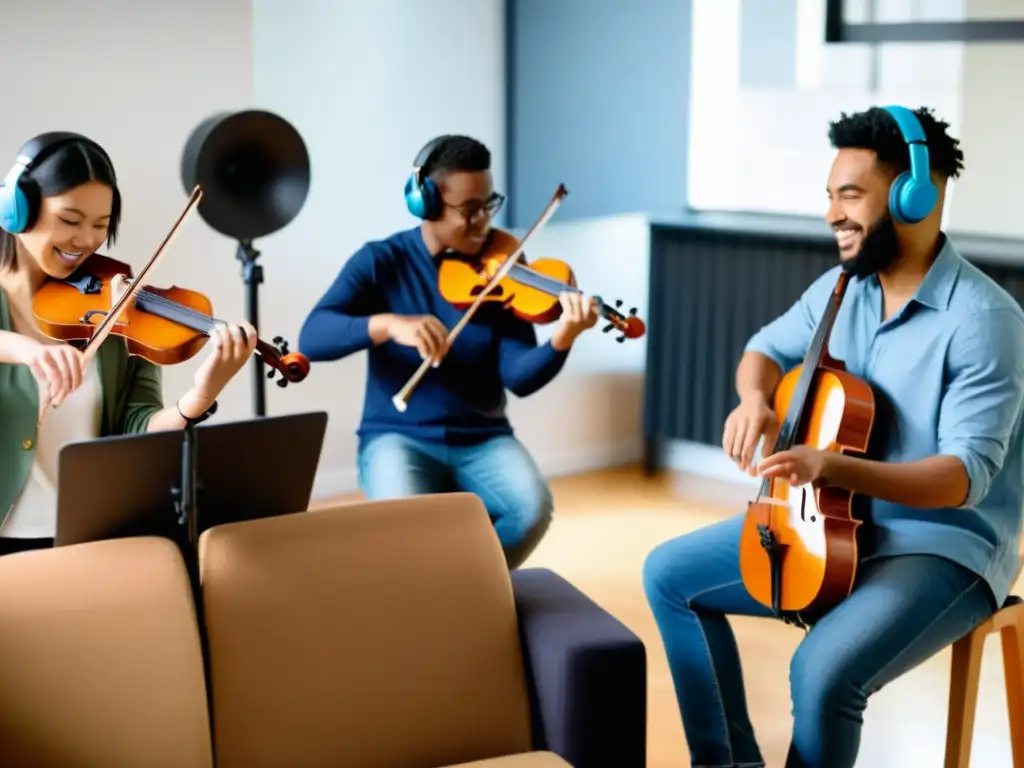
[
  {"xmin": 391, "ymin": 183, "xmax": 568, "ymax": 413},
  {"xmin": 37, "ymin": 185, "xmax": 204, "ymax": 424}
]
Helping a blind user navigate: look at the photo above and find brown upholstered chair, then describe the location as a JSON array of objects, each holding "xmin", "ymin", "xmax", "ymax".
[
  {"xmin": 0, "ymin": 493, "xmax": 644, "ymax": 767},
  {"xmin": 0, "ymin": 536, "xmax": 214, "ymax": 767},
  {"xmin": 197, "ymin": 492, "xmax": 646, "ymax": 768}
]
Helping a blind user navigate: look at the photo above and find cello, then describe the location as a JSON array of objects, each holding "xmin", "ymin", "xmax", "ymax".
[{"xmin": 738, "ymin": 268, "xmax": 877, "ymax": 628}]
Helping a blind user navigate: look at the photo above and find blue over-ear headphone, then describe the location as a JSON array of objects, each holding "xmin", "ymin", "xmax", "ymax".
[
  {"xmin": 881, "ymin": 105, "xmax": 939, "ymax": 225},
  {"xmin": 0, "ymin": 131, "xmax": 110, "ymax": 234},
  {"xmin": 403, "ymin": 135, "xmax": 451, "ymax": 220}
]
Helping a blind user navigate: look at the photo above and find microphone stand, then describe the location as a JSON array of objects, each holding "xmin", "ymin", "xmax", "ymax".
[
  {"xmin": 236, "ymin": 238, "xmax": 266, "ymax": 417},
  {"xmin": 169, "ymin": 418, "xmax": 212, "ymax": 711}
]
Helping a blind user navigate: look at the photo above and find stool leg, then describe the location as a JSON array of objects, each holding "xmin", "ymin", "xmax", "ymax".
[
  {"xmin": 946, "ymin": 630, "xmax": 986, "ymax": 768},
  {"xmin": 1001, "ymin": 623, "xmax": 1024, "ymax": 766}
]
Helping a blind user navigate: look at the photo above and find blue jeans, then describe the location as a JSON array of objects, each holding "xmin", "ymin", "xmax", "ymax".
[
  {"xmin": 356, "ymin": 432, "xmax": 553, "ymax": 568},
  {"xmin": 643, "ymin": 514, "xmax": 997, "ymax": 768}
]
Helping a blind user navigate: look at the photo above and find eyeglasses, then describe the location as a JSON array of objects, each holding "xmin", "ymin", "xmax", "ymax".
[{"xmin": 443, "ymin": 192, "xmax": 505, "ymax": 222}]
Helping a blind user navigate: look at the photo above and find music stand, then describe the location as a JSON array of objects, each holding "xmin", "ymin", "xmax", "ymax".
[{"xmin": 54, "ymin": 411, "xmax": 328, "ymax": 549}]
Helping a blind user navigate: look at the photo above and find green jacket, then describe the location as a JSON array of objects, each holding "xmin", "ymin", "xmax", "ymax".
[{"xmin": 0, "ymin": 287, "xmax": 163, "ymax": 523}]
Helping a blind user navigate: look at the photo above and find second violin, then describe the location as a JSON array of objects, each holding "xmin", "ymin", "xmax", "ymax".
[
  {"xmin": 31, "ymin": 253, "xmax": 310, "ymax": 387},
  {"xmin": 437, "ymin": 228, "xmax": 646, "ymax": 343}
]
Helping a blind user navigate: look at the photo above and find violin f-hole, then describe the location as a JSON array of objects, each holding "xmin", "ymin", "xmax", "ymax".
[{"xmin": 82, "ymin": 309, "xmax": 129, "ymax": 328}]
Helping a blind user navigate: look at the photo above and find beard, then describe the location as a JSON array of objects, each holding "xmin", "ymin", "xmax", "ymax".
[{"xmin": 841, "ymin": 213, "xmax": 900, "ymax": 278}]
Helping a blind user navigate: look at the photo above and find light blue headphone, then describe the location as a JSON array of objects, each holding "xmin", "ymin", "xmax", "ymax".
[
  {"xmin": 0, "ymin": 131, "xmax": 109, "ymax": 234},
  {"xmin": 403, "ymin": 135, "xmax": 451, "ymax": 220},
  {"xmin": 881, "ymin": 105, "xmax": 938, "ymax": 225}
]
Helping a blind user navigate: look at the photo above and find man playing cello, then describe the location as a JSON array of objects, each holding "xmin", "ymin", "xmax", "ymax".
[{"xmin": 643, "ymin": 106, "xmax": 1024, "ymax": 767}]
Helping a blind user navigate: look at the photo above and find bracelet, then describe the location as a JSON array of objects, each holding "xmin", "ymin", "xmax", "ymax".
[{"xmin": 176, "ymin": 399, "xmax": 218, "ymax": 426}]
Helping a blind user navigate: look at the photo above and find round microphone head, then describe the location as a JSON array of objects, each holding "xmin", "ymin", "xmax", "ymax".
[{"xmin": 181, "ymin": 110, "xmax": 311, "ymax": 241}]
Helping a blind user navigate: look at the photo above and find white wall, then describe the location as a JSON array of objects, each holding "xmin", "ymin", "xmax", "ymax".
[
  {"xmin": 947, "ymin": 0, "xmax": 1024, "ymax": 237},
  {"xmin": 0, "ymin": 0, "xmax": 255, "ymax": 420},
  {"xmin": 689, "ymin": 0, "xmax": 1024, "ymax": 239},
  {"xmin": 250, "ymin": 0, "xmax": 504, "ymax": 496},
  {"xmin": 251, "ymin": 0, "xmax": 650, "ymax": 498},
  {"xmin": 688, "ymin": 0, "xmax": 969, "ymax": 231},
  {"xmin": 504, "ymin": 213, "xmax": 650, "ymax": 478}
]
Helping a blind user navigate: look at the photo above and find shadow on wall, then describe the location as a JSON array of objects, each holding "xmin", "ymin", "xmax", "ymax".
[{"xmin": 507, "ymin": 369, "xmax": 647, "ymax": 477}]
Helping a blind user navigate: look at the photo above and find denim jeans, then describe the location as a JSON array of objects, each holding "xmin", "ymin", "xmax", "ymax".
[
  {"xmin": 642, "ymin": 513, "xmax": 997, "ymax": 768},
  {"xmin": 356, "ymin": 432, "xmax": 553, "ymax": 568}
]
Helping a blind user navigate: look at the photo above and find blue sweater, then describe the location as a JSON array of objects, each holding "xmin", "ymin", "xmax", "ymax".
[{"xmin": 298, "ymin": 227, "xmax": 570, "ymax": 445}]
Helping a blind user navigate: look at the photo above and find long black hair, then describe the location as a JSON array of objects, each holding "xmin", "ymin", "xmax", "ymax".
[{"xmin": 0, "ymin": 135, "xmax": 121, "ymax": 272}]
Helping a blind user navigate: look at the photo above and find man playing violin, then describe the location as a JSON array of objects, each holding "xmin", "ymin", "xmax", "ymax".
[
  {"xmin": 644, "ymin": 106, "xmax": 1024, "ymax": 767},
  {"xmin": 0, "ymin": 132, "xmax": 258, "ymax": 556},
  {"xmin": 299, "ymin": 134, "xmax": 598, "ymax": 568}
]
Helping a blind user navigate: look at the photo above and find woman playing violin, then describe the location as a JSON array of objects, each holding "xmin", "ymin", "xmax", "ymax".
[{"xmin": 0, "ymin": 132, "xmax": 257, "ymax": 556}]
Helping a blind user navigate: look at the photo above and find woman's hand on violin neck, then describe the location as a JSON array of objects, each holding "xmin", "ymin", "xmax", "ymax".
[
  {"xmin": 186, "ymin": 320, "xmax": 259, "ymax": 414},
  {"xmin": 551, "ymin": 291, "xmax": 599, "ymax": 351}
]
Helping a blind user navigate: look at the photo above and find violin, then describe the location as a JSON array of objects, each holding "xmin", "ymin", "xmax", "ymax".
[
  {"xmin": 31, "ymin": 253, "xmax": 310, "ymax": 386},
  {"xmin": 738, "ymin": 269, "xmax": 877, "ymax": 628},
  {"xmin": 391, "ymin": 184, "xmax": 645, "ymax": 413},
  {"xmin": 437, "ymin": 228, "xmax": 646, "ymax": 343}
]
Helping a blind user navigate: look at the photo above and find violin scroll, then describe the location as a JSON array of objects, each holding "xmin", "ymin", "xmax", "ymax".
[
  {"xmin": 261, "ymin": 335, "xmax": 310, "ymax": 387},
  {"xmin": 596, "ymin": 296, "xmax": 646, "ymax": 343}
]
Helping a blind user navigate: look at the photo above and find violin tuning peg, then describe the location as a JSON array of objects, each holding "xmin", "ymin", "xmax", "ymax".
[
  {"xmin": 615, "ymin": 299, "xmax": 623, "ymax": 308},
  {"xmin": 629, "ymin": 307, "xmax": 637, "ymax": 316},
  {"xmin": 272, "ymin": 335, "xmax": 291, "ymax": 355},
  {"xmin": 266, "ymin": 369, "xmax": 276, "ymax": 380},
  {"xmin": 276, "ymin": 378, "xmax": 289, "ymax": 388},
  {"xmin": 602, "ymin": 323, "xmax": 614, "ymax": 333},
  {"xmin": 616, "ymin": 335, "xmax": 625, "ymax": 343}
]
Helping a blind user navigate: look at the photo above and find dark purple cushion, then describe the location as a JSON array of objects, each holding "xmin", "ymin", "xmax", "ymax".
[{"xmin": 510, "ymin": 567, "xmax": 647, "ymax": 767}]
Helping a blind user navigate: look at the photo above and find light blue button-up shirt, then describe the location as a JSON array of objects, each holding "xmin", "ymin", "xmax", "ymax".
[{"xmin": 745, "ymin": 235, "xmax": 1024, "ymax": 608}]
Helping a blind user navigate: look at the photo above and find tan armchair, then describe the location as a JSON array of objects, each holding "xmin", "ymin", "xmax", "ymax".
[
  {"xmin": 0, "ymin": 492, "xmax": 646, "ymax": 767},
  {"xmin": 0, "ymin": 536, "xmax": 213, "ymax": 767}
]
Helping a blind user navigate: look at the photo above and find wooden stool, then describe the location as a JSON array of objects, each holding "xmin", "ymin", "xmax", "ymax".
[{"xmin": 945, "ymin": 595, "xmax": 1024, "ymax": 767}]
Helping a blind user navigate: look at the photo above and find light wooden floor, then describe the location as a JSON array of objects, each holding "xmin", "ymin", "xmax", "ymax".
[{"xmin": 319, "ymin": 465, "xmax": 1018, "ymax": 767}]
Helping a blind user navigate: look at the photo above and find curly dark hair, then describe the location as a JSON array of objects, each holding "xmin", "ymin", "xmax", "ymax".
[
  {"xmin": 828, "ymin": 106, "xmax": 964, "ymax": 180},
  {"xmin": 422, "ymin": 135, "xmax": 490, "ymax": 179}
]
